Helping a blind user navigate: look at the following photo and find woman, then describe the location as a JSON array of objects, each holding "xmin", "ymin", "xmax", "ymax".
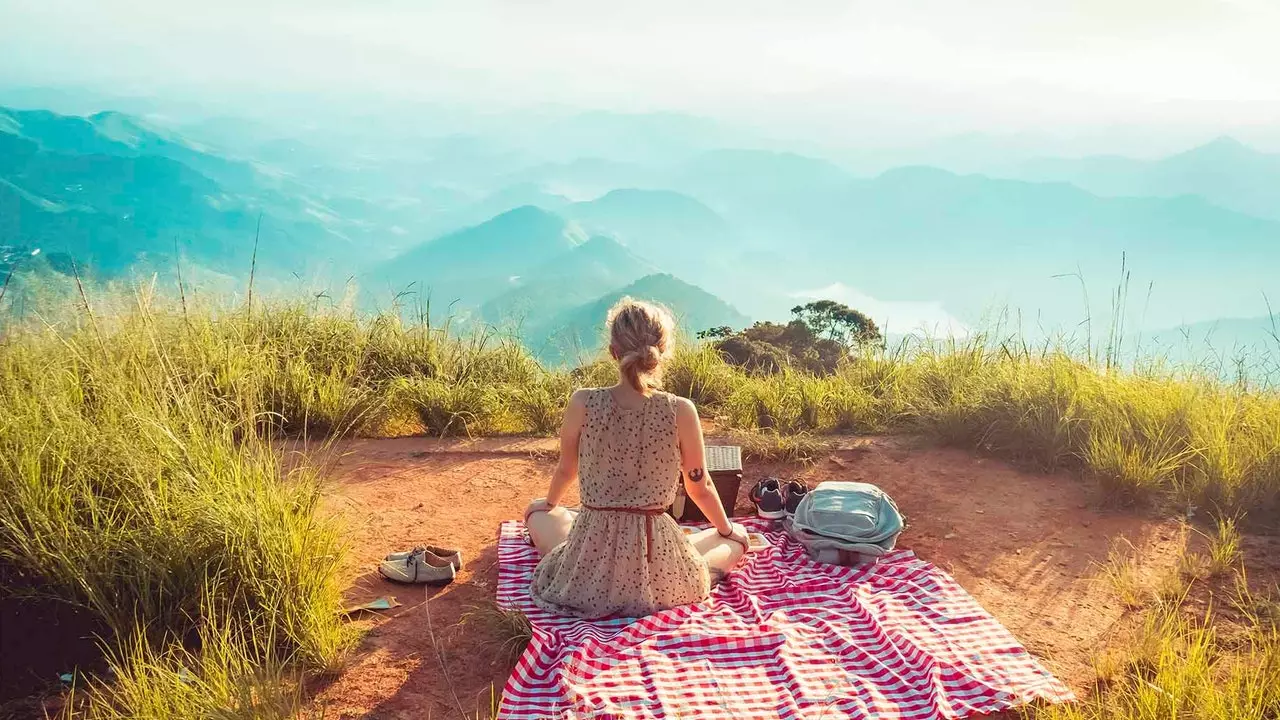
[{"xmin": 524, "ymin": 298, "xmax": 749, "ymax": 619}]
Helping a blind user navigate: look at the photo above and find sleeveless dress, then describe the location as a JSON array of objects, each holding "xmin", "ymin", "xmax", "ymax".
[{"xmin": 530, "ymin": 388, "xmax": 712, "ymax": 619}]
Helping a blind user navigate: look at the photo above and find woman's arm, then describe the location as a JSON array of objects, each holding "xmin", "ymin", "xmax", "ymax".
[
  {"xmin": 543, "ymin": 389, "xmax": 587, "ymax": 508},
  {"xmin": 675, "ymin": 397, "xmax": 744, "ymax": 542}
]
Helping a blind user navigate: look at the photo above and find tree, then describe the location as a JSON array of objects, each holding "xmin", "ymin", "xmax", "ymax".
[
  {"xmin": 699, "ymin": 300, "xmax": 882, "ymax": 377},
  {"xmin": 715, "ymin": 335, "xmax": 790, "ymax": 375},
  {"xmin": 790, "ymin": 300, "xmax": 882, "ymax": 346},
  {"xmin": 696, "ymin": 325, "xmax": 735, "ymax": 340}
]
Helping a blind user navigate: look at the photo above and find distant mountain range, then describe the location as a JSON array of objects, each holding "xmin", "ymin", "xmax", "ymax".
[
  {"xmin": 431, "ymin": 144, "xmax": 1280, "ymax": 329},
  {"xmin": 366, "ymin": 208, "xmax": 748, "ymax": 364},
  {"xmin": 369, "ymin": 205, "xmax": 587, "ymax": 312},
  {"xmin": 0, "ymin": 106, "xmax": 360, "ymax": 280},
  {"xmin": 1142, "ymin": 315, "xmax": 1279, "ymax": 357},
  {"xmin": 1011, "ymin": 137, "xmax": 1280, "ymax": 222},
  {"xmin": 4, "ymin": 104, "xmax": 1277, "ymax": 367},
  {"xmin": 524, "ymin": 273, "xmax": 751, "ymax": 366},
  {"xmin": 480, "ymin": 235, "xmax": 659, "ymax": 327}
]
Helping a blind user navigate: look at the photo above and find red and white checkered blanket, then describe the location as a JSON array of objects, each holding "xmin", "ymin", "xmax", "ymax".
[{"xmin": 496, "ymin": 519, "xmax": 1073, "ymax": 719}]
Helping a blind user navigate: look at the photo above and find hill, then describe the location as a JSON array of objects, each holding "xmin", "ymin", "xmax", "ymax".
[
  {"xmin": 2, "ymin": 106, "xmax": 261, "ymax": 193},
  {"xmin": 525, "ymin": 273, "xmax": 750, "ymax": 366},
  {"xmin": 565, "ymin": 189, "xmax": 737, "ymax": 272},
  {"xmin": 1014, "ymin": 137, "xmax": 1280, "ymax": 221},
  {"xmin": 1135, "ymin": 315, "xmax": 1280, "ymax": 374},
  {"xmin": 367, "ymin": 206, "xmax": 586, "ymax": 311},
  {"xmin": 0, "ymin": 106, "xmax": 365, "ymax": 281},
  {"xmin": 0, "ymin": 131, "xmax": 354, "ymax": 279},
  {"xmin": 480, "ymin": 235, "xmax": 659, "ymax": 326}
]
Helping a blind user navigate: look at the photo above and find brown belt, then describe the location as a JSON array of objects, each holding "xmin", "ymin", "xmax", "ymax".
[{"xmin": 582, "ymin": 505, "xmax": 667, "ymax": 563}]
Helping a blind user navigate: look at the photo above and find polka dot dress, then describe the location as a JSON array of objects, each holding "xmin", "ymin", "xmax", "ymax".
[{"xmin": 530, "ymin": 388, "xmax": 712, "ymax": 618}]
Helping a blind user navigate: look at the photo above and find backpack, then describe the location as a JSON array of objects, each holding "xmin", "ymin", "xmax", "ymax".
[{"xmin": 784, "ymin": 481, "xmax": 905, "ymax": 564}]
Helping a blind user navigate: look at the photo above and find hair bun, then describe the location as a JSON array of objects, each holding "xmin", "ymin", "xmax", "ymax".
[
  {"xmin": 606, "ymin": 297, "xmax": 676, "ymax": 393},
  {"xmin": 641, "ymin": 344, "xmax": 661, "ymax": 370}
]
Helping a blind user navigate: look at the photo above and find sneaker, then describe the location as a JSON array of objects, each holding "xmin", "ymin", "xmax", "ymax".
[
  {"xmin": 378, "ymin": 548, "xmax": 456, "ymax": 585},
  {"xmin": 749, "ymin": 477, "xmax": 787, "ymax": 520},
  {"xmin": 783, "ymin": 481, "xmax": 809, "ymax": 516},
  {"xmin": 384, "ymin": 545, "xmax": 463, "ymax": 571}
]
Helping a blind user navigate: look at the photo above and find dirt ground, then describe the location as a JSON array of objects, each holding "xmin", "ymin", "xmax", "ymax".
[{"xmin": 304, "ymin": 433, "xmax": 1269, "ymax": 720}]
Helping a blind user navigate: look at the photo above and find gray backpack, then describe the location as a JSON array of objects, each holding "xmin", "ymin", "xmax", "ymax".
[{"xmin": 784, "ymin": 482, "xmax": 905, "ymax": 564}]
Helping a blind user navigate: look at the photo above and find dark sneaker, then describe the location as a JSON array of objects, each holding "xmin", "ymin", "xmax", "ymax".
[
  {"xmin": 750, "ymin": 477, "xmax": 787, "ymax": 519},
  {"xmin": 783, "ymin": 481, "xmax": 809, "ymax": 516}
]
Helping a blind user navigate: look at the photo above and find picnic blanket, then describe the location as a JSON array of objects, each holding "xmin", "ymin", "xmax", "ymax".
[{"xmin": 496, "ymin": 519, "xmax": 1073, "ymax": 719}]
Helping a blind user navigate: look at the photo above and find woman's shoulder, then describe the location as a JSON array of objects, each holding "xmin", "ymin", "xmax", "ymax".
[
  {"xmin": 655, "ymin": 390, "xmax": 696, "ymax": 413},
  {"xmin": 570, "ymin": 387, "xmax": 606, "ymax": 405}
]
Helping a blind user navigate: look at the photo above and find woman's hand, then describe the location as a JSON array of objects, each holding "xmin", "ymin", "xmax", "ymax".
[
  {"xmin": 524, "ymin": 498, "xmax": 556, "ymax": 522},
  {"xmin": 719, "ymin": 522, "xmax": 751, "ymax": 548}
]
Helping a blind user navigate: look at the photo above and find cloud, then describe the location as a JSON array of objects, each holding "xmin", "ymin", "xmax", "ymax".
[
  {"xmin": 790, "ymin": 283, "xmax": 970, "ymax": 339},
  {"xmin": 2, "ymin": 0, "xmax": 1277, "ymax": 140}
]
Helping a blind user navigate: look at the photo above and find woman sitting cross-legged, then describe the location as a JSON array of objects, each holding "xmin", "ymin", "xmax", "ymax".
[{"xmin": 524, "ymin": 298, "xmax": 749, "ymax": 619}]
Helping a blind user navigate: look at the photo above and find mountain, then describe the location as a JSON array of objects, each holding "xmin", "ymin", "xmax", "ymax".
[
  {"xmin": 674, "ymin": 149, "xmax": 855, "ymax": 199},
  {"xmin": 501, "ymin": 157, "xmax": 654, "ymax": 197},
  {"xmin": 1014, "ymin": 137, "xmax": 1280, "ymax": 221},
  {"xmin": 367, "ymin": 206, "xmax": 586, "ymax": 311},
  {"xmin": 525, "ymin": 273, "xmax": 750, "ymax": 366},
  {"xmin": 1141, "ymin": 316, "xmax": 1279, "ymax": 358},
  {"xmin": 480, "ymin": 235, "xmax": 659, "ymax": 326},
  {"xmin": 565, "ymin": 189, "xmax": 737, "ymax": 272},
  {"xmin": 666, "ymin": 163, "xmax": 1279, "ymax": 331},
  {"xmin": 1, "ymin": 105, "xmax": 480, "ymax": 272},
  {"xmin": 1, "ymin": 107, "xmax": 259, "ymax": 191},
  {"xmin": 0, "ymin": 130, "xmax": 353, "ymax": 280},
  {"xmin": 412, "ymin": 183, "xmax": 574, "ymax": 242},
  {"xmin": 654, "ymin": 149, "xmax": 868, "ymax": 261}
]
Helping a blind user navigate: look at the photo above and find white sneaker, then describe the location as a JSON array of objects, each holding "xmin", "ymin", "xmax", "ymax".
[{"xmin": 378, "ymin": 548, "xmax": 456, "ymax": 585}]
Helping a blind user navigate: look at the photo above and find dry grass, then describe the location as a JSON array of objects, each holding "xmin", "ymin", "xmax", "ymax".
[
  {"xmin": 732, "ymin": 428, "xmax": 833, "ymax": 465},
  {"xmin": 1031, "ymin": 559, "xmax": 1280, "ymax": 720},
  {"xmin": 1098, "ymin": 541, "xmax": 1147, "ymax": 610},
  {"xmin": 459, "ymin": 601, "xmax": 534, "ymax": 669}
]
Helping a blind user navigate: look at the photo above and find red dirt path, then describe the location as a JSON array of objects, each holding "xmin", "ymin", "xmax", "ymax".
[{"xmin": 306, "ymin": 434, "xmax": 1200, "ymax": 719}]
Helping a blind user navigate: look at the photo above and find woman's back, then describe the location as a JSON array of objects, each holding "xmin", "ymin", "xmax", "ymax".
[
  {"xmin": 529, "ymin": 387, "xmax": 710, "ymax": 618},
  {"xmin": 578, "ymin": 388, "xmax": 681, "ymax": 509},
  {"xmin": 525, "ymin": 297, "xmax": 743, "ymax": 619}
]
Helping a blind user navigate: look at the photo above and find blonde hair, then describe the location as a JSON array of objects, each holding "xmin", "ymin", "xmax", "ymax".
[{"xmin": 607, "ymin": 297, "xmax": 675, "ymax": 394}]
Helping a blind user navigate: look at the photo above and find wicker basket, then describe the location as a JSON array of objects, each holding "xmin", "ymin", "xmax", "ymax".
[{"xmin": 670, "ymin": 445, "xmax": 744, "ymax": 522}]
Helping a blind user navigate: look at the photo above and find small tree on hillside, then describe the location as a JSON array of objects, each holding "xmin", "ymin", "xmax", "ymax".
[
  {"xmin": 700, "ymin": 300, "xmax": 882, "ymax": 376},
  {"xmin": 696, "ymin": 326, "xmax": 735, "ymax": 340},
  {"xmin": 790, "ymin": 300, "xmax": 882, "ymax": 346}
]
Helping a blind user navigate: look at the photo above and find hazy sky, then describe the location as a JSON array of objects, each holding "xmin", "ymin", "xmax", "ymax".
[{"xmin": 3, "ymin": 0, "xmax": 1279, "ymax": 147}]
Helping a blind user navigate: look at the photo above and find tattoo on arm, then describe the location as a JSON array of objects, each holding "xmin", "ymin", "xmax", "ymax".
[{"xmin": 689, "ymin": 467, "xmax": 707, "ymax": 484}]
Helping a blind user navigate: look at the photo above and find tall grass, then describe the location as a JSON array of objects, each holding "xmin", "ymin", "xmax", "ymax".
[
  {"xmin": 1029, "ymin": 550, "xmax": 1280, "ymax": 720},
  {"xmin": 686, "ymin": 337, "xmax": 1280, "ymax": 522},
  {"xmin": 0, "ymin": 294, "xmax": 365, "ymax": 717},
  {"xmin": 1034, "ymin": 609, "xmax": 1280, "ymax": 720}
]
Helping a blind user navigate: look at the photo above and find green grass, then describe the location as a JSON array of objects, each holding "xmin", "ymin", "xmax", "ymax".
[
  {"xmin": 0, "ymin": 297, "xmax": 361, "ymax": 718},
  {"xmin": 1032, "ymin": 610, "xmax": 1280, "ymax": 720},
  {"xmin": 695, "ymin": 341, "xmax": 1280, "ymax": 523},
  {"xmin": 1031, "ymin": 524, "xmax": 1279, "ymax": 720},
  {"xmin": 69, "ymin": 606, "xmax": 307, "ymax": 720},
  {"xmin": 1026, "ymin": 560, "xmax": 1280, "ymax": 720},
  {"xmin": 1098, "ymin": 540, "xmax": 1147, "ymax": 610},
  {"xmin": 732, "ymin": 428, "xmax": 833, "ymax": 465},
  {"xmin": 1, "ymin": 290, "xmax": 1277, "ymax": 717}
]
